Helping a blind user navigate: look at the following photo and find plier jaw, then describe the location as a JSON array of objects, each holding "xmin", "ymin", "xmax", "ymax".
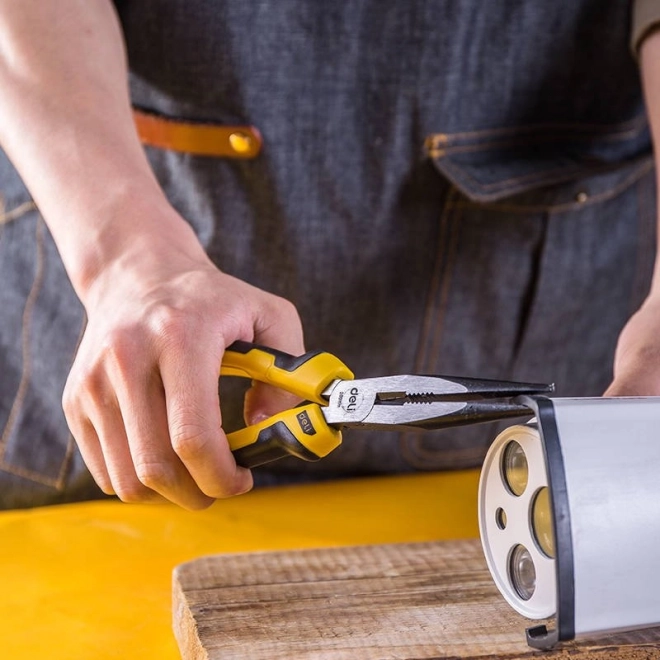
[{"xmin": 321, "ymin": 375, "xmax": 553, "ymax": 430}]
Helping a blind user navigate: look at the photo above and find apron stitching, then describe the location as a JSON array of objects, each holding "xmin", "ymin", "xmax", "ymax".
[
  {"xmin": 415, "ymin": 187, "xmax": 456, "ymax": 370},
  {"xmin": 400, "ymin": 188, "xmax": 461, "ymax": 465},
  {"xmin": 0, "ymin": 218, "xmax": 46, "ymax": 459},
  {"xmin": 0, "ymin": 201, "xmax": 37, "ymax": 226},
  {"xmin": 52, "ymin": 435, "xmax": 76, "ymax": 491},
  {"xmin": 426, "ymin": 112, "xmax": 648, "ymax": 144},
  {"xmin": 430, "ymin": 130, "xmax": 648, "ymax": 159},
  {"xmin": 0, "ymin": 459, "xmax": 62, "ymax": 488},
  {"xmin": 445, "ymin": 158, "xmax": 654, "ymax": 214},
  {"xmin": 440, "ymin": 155, "xmax": 598, "ymax": 191},
  {"xmin": 406, "ymin": 202, "xmax": 464, "ymax": 462}
]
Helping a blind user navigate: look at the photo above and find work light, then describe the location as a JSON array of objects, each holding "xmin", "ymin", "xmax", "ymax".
[{"xmin": 478, "ymin": 397, "xmax": 660, "ymax": 649}]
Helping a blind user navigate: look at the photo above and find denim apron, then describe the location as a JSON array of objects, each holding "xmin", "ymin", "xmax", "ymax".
[{"xmin": 0, "ymin": 0, "xmax": 654, "ymax": 507}]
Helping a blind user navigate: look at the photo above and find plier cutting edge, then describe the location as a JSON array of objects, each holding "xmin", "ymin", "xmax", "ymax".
[{"xmin": 222, "ymin": 341, "xmax": 553, "ymax": 468}]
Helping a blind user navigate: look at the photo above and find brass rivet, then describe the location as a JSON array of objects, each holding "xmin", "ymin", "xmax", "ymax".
[
  {"xmin": 575, "ymin": 191, "xmax": 588, "ymax": 203},
  {"xmin": 229, "ymin": 131, "xmax": 253, "ymax": 154}
]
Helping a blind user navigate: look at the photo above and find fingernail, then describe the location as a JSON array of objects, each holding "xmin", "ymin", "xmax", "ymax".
[{"xmin": 237, "ymin": 472, "xmax": 254, "ymax": 495}]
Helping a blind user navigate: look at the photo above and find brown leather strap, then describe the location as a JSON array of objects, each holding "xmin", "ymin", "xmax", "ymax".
[{"xmin": 133, "ymin": 108, "xmax": 262, "ymax": 159}]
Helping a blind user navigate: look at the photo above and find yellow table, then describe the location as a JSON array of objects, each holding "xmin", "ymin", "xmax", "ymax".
[{"xmin": 0, "ymin": 470, "xmax": 480, "ymax": 659}]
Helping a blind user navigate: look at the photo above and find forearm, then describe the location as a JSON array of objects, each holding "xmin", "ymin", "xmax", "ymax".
[
  {"xmin": 640, "ymin": 29, "xmax": 660, "ymax": 293},
  {"xmin": 0, "ymin": 0, "xmax": 199, "ymax": 303}
]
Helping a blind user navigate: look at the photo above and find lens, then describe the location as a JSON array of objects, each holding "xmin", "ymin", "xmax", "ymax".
[
  {"xmin": 495, "ymin": 507, "xmax": 507, "ymax": 530},
  {"xmin": 502, "ymin": 441, "xmax": 528, "ymax": 496},
  {"xmin": 531, "ymin": 487, "xmax": 555, "ymax": 558},
  {"xmin": 509, "ymin": 544, "xmax": 536, "ymax": 601}
]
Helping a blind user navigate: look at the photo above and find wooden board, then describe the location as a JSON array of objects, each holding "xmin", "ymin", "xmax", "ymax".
[{"xmin": 173, "ymin": 540, "xmax": 660, "ymax": 659}]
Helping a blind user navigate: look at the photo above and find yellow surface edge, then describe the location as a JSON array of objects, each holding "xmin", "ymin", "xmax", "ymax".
[{"xmin": 0, "ymin": 470, "xmax": 480, "ymax": 659}]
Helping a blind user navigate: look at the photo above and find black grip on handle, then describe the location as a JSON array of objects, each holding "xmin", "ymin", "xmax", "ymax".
[
  {"xmin": 227, "ymin": 340, "xmax": 323, "ymax": 372},
  {"xmin": 232, "ymin": 421, "xmax": 323, "ymax": 468}
]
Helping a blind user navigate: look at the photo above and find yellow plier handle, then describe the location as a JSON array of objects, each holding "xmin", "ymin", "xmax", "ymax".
[{"xmin": 222, "ymin": 341, "xmax": 354, "ymax": 468}]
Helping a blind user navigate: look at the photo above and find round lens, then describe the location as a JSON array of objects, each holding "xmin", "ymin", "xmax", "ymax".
[
  {"xmin": 495, "ymin": 507, "xmax": 507, "ymax": 530},
  {"xmin": 531, "ymin": 487, "xmax": 555, "ymax": 558},
  {"xmin": 502, "ymin": 441, "xmax": 528, "ymax": 496},
  {"xmin": 509, "ymin": 544, "xmax": 536, "ymax": 601}
]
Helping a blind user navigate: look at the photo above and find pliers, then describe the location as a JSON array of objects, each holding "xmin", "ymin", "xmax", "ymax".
[{"xmin": 222, "ymin": 341, "xmax": 553, "ymax": 468}]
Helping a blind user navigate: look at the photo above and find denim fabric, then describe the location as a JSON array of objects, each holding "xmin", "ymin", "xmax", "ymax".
[
  {"xmin": 0, "ymin": 155, "xmax": 106, "ymax": 508},
  {"xmin": 0, "ymin": 1, "xmax": 655, "ymax": 506}
]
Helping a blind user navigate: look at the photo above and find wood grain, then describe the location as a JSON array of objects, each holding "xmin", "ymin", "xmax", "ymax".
[{"xmin": 173, "ymin": 540, "xmax": 660, "ymax": 659}]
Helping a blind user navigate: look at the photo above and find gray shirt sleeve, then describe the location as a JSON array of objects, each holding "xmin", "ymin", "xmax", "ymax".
[{"xmin": 632, "ymin": 0, "xmax": 660, "ymax": 54}]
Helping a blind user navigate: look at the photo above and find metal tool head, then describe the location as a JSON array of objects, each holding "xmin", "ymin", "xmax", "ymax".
[{"xmin": 321, "ymin": 375, "xmax": 553, "ymax": 430}]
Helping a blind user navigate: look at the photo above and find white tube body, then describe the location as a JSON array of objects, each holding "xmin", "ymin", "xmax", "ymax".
[{"xmin": 552, "ymin": 397, "xmax": 660, "ymax": 636}]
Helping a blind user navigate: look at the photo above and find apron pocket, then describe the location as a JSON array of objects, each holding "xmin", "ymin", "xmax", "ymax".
[{"xmin": 425, "ymin": 114, "xmax": 650, "ymax": 203}]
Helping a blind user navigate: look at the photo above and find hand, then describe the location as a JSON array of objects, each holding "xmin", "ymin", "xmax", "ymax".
[
  {"xmin": 63, "ymin": 205, "xmax": 304, "ymax": 510},
  {"xmin": 604, "ymin": 293, "xmax": 660, "ymax": 396}
]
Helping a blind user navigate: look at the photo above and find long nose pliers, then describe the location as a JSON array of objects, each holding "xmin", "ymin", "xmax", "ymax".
[{"xmin": 222, "ymin": 341, "xmax": 553, "ymax": 468}]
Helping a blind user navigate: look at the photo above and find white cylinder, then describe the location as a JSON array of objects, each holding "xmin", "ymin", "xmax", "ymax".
[
  {"xmin": 479, "ymin": 396, "xmax": 660, "ymax": 649},
  {"xmin": 551, "ymin": 397, "xmax": 660, "ymax": 637}
]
